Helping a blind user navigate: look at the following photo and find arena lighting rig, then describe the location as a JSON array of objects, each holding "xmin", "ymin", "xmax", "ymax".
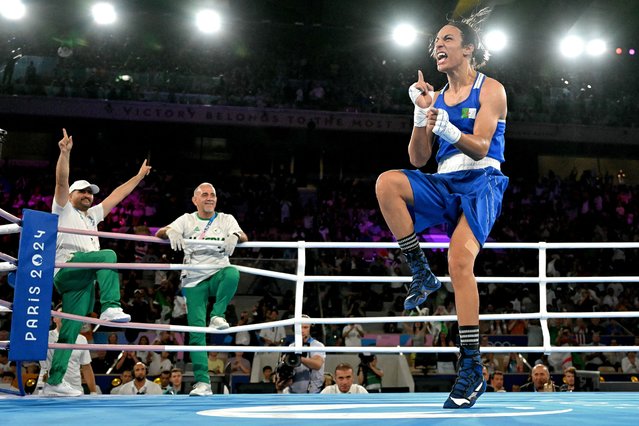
[{"xmin": 0, "ymin": 2, "xmax": 636, "ymax": 57}]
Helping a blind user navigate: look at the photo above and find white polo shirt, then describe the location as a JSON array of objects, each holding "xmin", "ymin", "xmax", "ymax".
[{"xmin": 52, "ymin": 201, "xmax": 104, "ymax": 275}]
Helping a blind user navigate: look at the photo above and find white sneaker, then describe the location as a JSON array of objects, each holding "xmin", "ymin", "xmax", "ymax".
[
  {"xmin": 42, "ymin": 381, "xmax": 83, "ymax": 397},
  {"xmin": 189, "ymin": 382, "xmax": 212, "ymax": 396},
  {"xmin": 209, "ymin": 316, "xmax": 229, "ymax": 330},
  {"xmin": 99, "ymin": 307, "xmax": 131, "ymax": 323}
]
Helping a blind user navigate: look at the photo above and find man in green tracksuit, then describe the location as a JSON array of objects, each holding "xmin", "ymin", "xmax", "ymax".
[
  {"xmin": 43, "ymin": 128, "xmax": 151, "ymax": 396},
  {"xmin": 156, "ymin": 182, "xmax": 247, "ymax": 396}
]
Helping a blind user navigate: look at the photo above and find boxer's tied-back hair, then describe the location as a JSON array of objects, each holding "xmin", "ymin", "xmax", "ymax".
[{"xmin": 430, "ymin": 7, "xmax": 492, "ymax": 69}]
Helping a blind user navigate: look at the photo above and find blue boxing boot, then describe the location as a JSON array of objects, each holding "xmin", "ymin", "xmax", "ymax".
[
  {"xmin": 403, "ymin": 250, "xmax": 441, "ymax": 310},
  {"xmin": 443, "ymin": 347, "xmax": 486, "ymax": 409}
]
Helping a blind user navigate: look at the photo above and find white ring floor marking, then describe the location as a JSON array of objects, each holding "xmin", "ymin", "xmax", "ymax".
[{"xmin": 197, "ymin": 403, "xmax": 572, "ymax": 419}]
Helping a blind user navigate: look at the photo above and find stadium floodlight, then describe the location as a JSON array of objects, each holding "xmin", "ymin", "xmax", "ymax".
[
  {"xmin": 559, "ymin": 35, "xmax": 584, "ymax": 58},
  {"xmin": 91, "ymin": 2, "xmax": 117, "ymax": 25},
  {"xmin": 392, "ymin": 23, "xmax": 418, "ymax": 47},
  {"xmin": 196, "ymin": 9, "xmax": 222, "ymax": 34},
  {"xmin": 484, "ymin": 30, "xmax": 507, "ymax": 52},
  {"xmin": 585, "ymin": 39, "xmax": 606, "ymax": 56},
  {"xmin": 0, "ymin": 0, "xmax": 26, "ymax": 20}
]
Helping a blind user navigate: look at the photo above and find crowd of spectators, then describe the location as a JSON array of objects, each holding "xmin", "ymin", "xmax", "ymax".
[
  {"xmin": 1, "ymin": 159, "xmax": 637, "ymax": 385},
  {"xmin": 2, "ymin": 22, "xmax": 639, "ymax": 128},
  {"xmin": 1, "ymin": 20, "xmax": 639, "ymax": 392}
]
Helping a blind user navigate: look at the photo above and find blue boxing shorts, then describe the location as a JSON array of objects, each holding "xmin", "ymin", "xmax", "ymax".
[{"xmin": 403, "ymin": 167, "xmax": 509, "ymax": 246}]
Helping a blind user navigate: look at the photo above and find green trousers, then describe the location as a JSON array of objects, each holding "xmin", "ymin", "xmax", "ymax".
[
  {"xmin": 48, "ymin": 249, "xmax": 121, "ymax": 385},
  {"xmin": 184, "ymin": 266, "xmax": 239, "ymax": 384}
]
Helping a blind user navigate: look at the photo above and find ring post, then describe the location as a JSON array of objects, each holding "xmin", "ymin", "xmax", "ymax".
[{"xmin": 8, "ymin": 209, "xmax": 57, "ymax": 366}]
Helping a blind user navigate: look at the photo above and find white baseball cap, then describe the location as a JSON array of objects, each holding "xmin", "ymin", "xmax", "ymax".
[{"xmin": 69, "ymin": 180, "xmax": 100, "ymax": 194}]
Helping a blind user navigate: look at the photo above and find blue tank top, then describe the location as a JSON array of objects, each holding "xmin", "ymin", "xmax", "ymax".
[{"xmin": 433, "ymin": 72, "xmax": 506, "ymax": 164}]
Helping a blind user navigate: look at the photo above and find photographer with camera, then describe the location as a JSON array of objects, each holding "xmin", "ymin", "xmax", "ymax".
[
  {"xmin": 275, "ymin": 315, "xmax": 325, "ymax": 394},
  {"xmin": 357, "ymin": 353, "xmax": 384, "ymax": 392}
]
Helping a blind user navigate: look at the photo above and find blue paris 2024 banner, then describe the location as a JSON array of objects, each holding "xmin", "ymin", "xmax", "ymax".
[{"xmin": 9, "ymin": 209, "xmax": 57, "ymax": 361}]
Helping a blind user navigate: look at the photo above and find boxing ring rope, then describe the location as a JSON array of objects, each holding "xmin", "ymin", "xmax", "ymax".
[{"xmin": 1, "ymin": 208, "xmax": 639, "ymax": 358}]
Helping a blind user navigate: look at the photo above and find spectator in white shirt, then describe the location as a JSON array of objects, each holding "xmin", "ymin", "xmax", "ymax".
[
  {"xmin": 148, "ymin": 351, "xmax": 173, "ymax": 376},
  {"xmin": 342, "ymin": 317, "xmax": 365, "ymax": 347},
  {"xmin": 321, "ymin": 363, "xmax": 368, "ymax": 394},
  {"xmin": 117, "ymin": 362, "xmax": 162, "ymax": 395},
  {"xmin": 621, "ymin": 352, "xmax": 639, "ymax": 374},
  {"xmin": 260, "ymin": 308, "xmax": 287, "ymax": 346}
]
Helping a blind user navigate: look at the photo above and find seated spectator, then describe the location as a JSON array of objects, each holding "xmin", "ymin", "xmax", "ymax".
[
  {"xmin": 504, "ymin": 352, "xmax": 525, "ymax": 373},
  {"xmin": 135, "ymin": 335, "xmax": 153, "ymax": 366},
  {"xmin": 0, "ymin": 371, "xmax": 19, "ymax": 392},
  {"xmin": 234, "ymin": 311, "xmax": 252, "ymax": 347},
  {"xmin": 0, "ymin": 349, "xmax": 9, "ymax": 373},
  {"xmin": 157, "ymin": 370, "xmax": 171, "ymax": 392},
  {"xmin": 605, "ymin": 339, "xmax": 624, "ymax": 372},
  {"xmin": 482, "ymin": 352, "xmax": 503, "ymax": 374},
  {"xmin": 113, "ymin": 351, "xmax": 140, "ymax": 374},
  {"xmin": 621, "ymin": 352, "xmax": 639, "ymax": 374},
  {"xmin": 104, "ymin": 333, "xmax": 121, "ymax": 367},
  {"xmin": 109, "ymin": 370, "xmax": 132, "ymax": 394},
  {"xmin": 207, "ymin": 352, "xmax": 225, "ymax": 375},
  {"xmin": 559, "ymin": 366, "xmax": 576, "ymax": 392},
  {"xmin": 226, "ymin": 352, "xmax": 251, "ymax": 375},
  {"xmin": 490, "ymin": 370, "xmax": 506, "ymax": 392},
  {"xmin": 116, "ymin": 362, "xmax": 162, "ymax": 395},
  {"xmin": 259, "ymin": 308, "xmax": 287, "ymax": 346},
  {"xmin": 90, "ymin": 350, "xmax": 112, "ymax": 374},
  {"xmin": 483, "ymin": 365, "xmax": 495, "ymax": 392},
  {"xmin": 261, "ymin": 365, "xmax": 274, "ymax": 383},
  {"xmin": 148, "ymin": 351, "xmax": 173, "ymax": 377},
  {"xmin": 519, "ymin": 364, "xmax": 559, "ymax": 392},
  {"xmin": 584, "ymin": 332, "xmax": 608, "ymax": 371},
  {"xmin": 164, "ymin": 368, "xmax": 186, "ymax": 395},
  {"xmin": 507, "ymin": 317, "xmax": 527, "ymax": 335},
  {"xmin": 320, "ymin": 363, "xmax": 368, "ymax": 394},
  {"xmin": 342, "ymin": 317, "xmax": 365, "ymax": 347},
  {"xmin": 323, "ymin": 372, "xmax": 335, "ymax": 389}
]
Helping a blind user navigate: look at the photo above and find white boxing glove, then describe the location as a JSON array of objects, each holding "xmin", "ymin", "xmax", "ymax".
[
  {"xmin": 431, "ymin": 108, "xmax": 461, "ymax": 144},
  {"xmin": 166, "ymin": 228, "xmax": 185, "ymax": 251},
  {"xmin": 218, "ymin": 233, "xmax": 239, "ymax": 256}
]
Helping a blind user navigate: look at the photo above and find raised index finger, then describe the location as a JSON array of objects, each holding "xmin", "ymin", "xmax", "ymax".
[
  {"xmin": 62, "ymin": 128, "xmax": 68, "ymax": 139},
  {"xmin": 417, "ymin": 70, "xmax": 425, "ymax": 83}
]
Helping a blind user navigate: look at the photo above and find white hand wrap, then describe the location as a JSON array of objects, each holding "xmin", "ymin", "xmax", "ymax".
[
  {"xmin": 409, "ymin": 85, "xmax": 435, "ymax": 105},
  {"xmin": 413, "ymin": 105, "xmax": 428, "ymax": 127},
  {"xmin": 431, "ymin": 108, "xmax": 461, "ymax": 144},
  {"xmin": 166, "ymin": 228, "xmax": 185, "ymax": 251},
  {"xmin": 408, "ymin": 84, "xmax": 422, "ymax": 104},
  {"xmin": 409, "ymin": 85, "xmax": 435, "ymax": 127},
  {"xmin": 219, "ymin": 233, "xmax": 239, "ymax": 256}
]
